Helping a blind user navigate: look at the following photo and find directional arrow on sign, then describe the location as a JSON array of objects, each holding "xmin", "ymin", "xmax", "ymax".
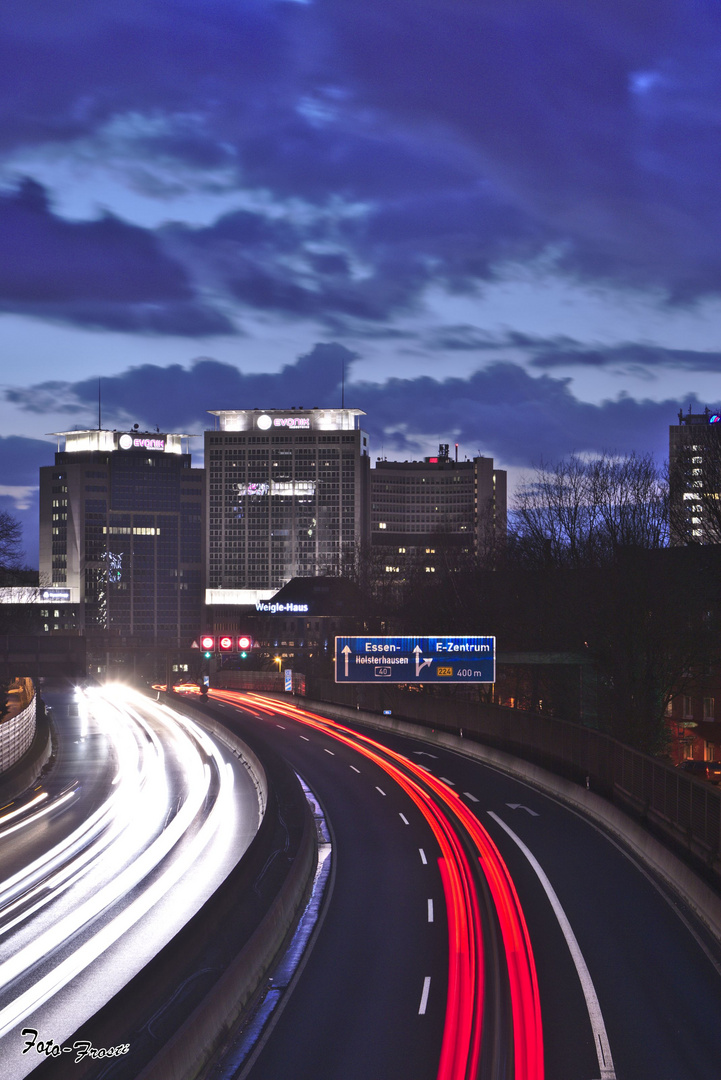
[
  {"xmin": 342, "ymin": 645, "xmax": 351, "ymax": 677},
  {"xmin": 506, "ymin": 804, "xmax": 539, "ymax": 816},
  {"xmin": 413, "ymin": 645, "xmax": 433, "ymax": 677}
]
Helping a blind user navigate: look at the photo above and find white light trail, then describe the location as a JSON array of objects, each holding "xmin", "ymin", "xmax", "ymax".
[{"xmin": 0, "ymin": 683, "xmax": 249, "ymax": 1044}]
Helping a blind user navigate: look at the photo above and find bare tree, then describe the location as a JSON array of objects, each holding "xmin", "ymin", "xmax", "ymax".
[
  {"xmin": 511, "ymin": 452, "xmax": 668, "ymax": 568},
  {"xmin": 0, "ymin": 509, "xmax": 24, "ymax": 574}
]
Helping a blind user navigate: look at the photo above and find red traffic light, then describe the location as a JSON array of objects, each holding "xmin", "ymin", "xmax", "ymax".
[
  {"xmin": 238, "ymin": 635, "xmax": 252, "ymax": 650},
  {"xmin": 219, "ymin": 635, "xmax": 233, "ymax": 651},
  {"xmin": 200, "ymin": 635, "xmax": 215, "ymax": 651}
]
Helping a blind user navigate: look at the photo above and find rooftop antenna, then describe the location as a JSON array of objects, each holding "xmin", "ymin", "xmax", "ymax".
[
  {"xmin": 341, "ymin": 357, "xmax": 345, "ymax": 409},
  {"xmin": 98, "ymin": 378, "xmax": 101, "ymax": 430}
]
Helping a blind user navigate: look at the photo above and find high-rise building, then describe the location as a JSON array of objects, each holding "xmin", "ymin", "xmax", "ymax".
[
  {"xmin": 669, "ymin": 407, "xmax": 721, "ymax": 544},
  {"xmin": 39, "ymin": 429, "xmax": 204, "ymax": 647},
  {"xmin": 205, "ymin": 408, "xmax": 370, "ymax": 601},
  {"xmin": 370, "ymin": 444, "xmax": 507, "ymax": 576}
]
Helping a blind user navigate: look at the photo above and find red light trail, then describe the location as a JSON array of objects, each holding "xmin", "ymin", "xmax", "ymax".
[{"xmin": 210, "ymin": 690, "xmax": 543, "ymax": 1080}]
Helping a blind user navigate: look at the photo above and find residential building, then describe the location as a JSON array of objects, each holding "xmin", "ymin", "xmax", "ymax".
[{"xmin": 370, "ymin": 444, "xmax": 507, "ymax": 578}]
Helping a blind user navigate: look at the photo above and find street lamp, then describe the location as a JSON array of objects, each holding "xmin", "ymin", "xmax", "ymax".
[{"xmin": 274, "ymin": 656, "xmax": 282, "ymax": 672}]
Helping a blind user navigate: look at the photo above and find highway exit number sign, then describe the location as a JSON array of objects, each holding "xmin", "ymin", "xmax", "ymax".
[{"xmin": 334, "ymin": 636, "xmax": 495, "ymax": 684}]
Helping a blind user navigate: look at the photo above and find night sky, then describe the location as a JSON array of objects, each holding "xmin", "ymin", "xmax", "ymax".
[{"xmin": 2, "ymin": 1, "xmax": 721, "ymax": 567}]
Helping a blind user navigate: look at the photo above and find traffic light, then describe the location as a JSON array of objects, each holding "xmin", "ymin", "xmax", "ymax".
[
  {"xmin": 219, "ymin": 635, "xmax": 233, "ymax": 652},
  {"xmin": 200, "ymin": 634, "xmax": 214, "ymax": 659},
  {"xmin": 238, "ymin": 635, "xmax": 252, "ymax": 658}
]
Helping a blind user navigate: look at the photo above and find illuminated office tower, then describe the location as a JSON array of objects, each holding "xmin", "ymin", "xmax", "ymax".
[
  {"xmin": 669, "ymin": 407, "xmax": 721, "ymax": 544},
  {"xmin": 205, "ymin": 408, "xmax": 370, "ymax": 601},
  {"xmin": 39, "ymin": 429, "xmax": 204, "ymax": 646}
]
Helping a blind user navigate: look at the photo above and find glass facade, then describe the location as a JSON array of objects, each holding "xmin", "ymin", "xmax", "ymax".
[
  {"xmin": 206, "ymin": 409, "xmax": 369, "ymax": 592},
  {"xmin": 39, "ymin": 431, "xmax": 204, "ymax": 647}
]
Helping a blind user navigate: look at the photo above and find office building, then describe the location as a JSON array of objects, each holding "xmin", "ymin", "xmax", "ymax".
[
  {"xmin": 39, "ymin": 429, "xmax": 204, "ymax": 650},
  {"xmin": 205, "ymin": 408, "xmax": 370, "ymax": 602},
  {"xmin": 370, "ymin": 444, "xmax": 507, "ymax": 576},
  {"xmin": 669, "ymin": 407, "xmax": 721, "ymax": 544}
]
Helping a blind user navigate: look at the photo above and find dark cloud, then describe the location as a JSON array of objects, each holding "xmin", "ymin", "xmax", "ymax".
[
  {"xmin": 0, "ymin": 436, "xmax": 56, "ymax": 569},
  {"xmin": 0, "ymin": 2, "xmax": 297, "ymax": 154},
  {"xmin": 2, "ymin": 1, "xmax": 720, "ymax": 313},
  {"xmin": 0, "ymin": 435, "xmax": 55, "ymax": 488},
  {"xmin": 498, "ymin": 333, "xmax": 721, "ymax": 374},
  {"xmin": 5, "ymin": 347, "xmax": 695, "ymax": 468},
  {"xmin": 1, "ymin": 1, "xmax": 720, "ymax": 324},
  {"xmin": 5, "ymin": 344, "xmax": 357, "ymax": 430},
  {"xmin": 0, "ymin": 178, "xmax": 233, "ymax": 334},
  {"xmin": 424, "ymin": 325, "xmax": 499, "ymax": 352}
]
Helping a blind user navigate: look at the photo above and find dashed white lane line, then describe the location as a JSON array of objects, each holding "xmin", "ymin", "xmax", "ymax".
[
  {"xmin": 488, "ymin": 811, "xmax": 616, "ymax": 1080},
  {"xmin": 276, "ymin": 724, "xmax": 286, "ymax": 729},
  {"xmin": 464, "ymin": 792, "xmax": 479, "ymax": 802},
  {"xmin": 440, "ymin": 777, "xmax": 455, "ymax": 786},
  {"xmin": 376, "ymin": 786, "xmax": 386, "ymax": 796},
  {"xmin": 418, "ymin": 976, "xmax": 431, "ymax": 1015},
  {"xmin": 350, "ymin": 765, "xmax": 361, "ymax": 773},
  {"xmin": 299, "ymin": 735, "xmax": 310, "ymax": 741},
  {"xmin": 399, "ymin": 813, "xmax": 409, "ymax": 825},
  {"xmin": 419, "ymin": 848, "xmax": 428, "ymax": 865},
  {"xmin": 427, "ymin": 899, "xmax": 434, "ymax": 923},
  {"xmin": 324, "ymin": 748, "xmax": 335, "ymax": 755}
]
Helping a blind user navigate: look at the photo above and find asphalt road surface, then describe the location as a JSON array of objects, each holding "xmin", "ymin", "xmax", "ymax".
[
  {"xmin": 1, "ymin": 683, "xmax": 262, "ymax": 1080},
  {"xmin": 206, "ymin": 691, "xmax": 721, "ymax": 1080}
]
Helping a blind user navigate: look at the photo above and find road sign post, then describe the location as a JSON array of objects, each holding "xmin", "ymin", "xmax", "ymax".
[{"xmin": 334, "ymin": 636, "xmax": 495, "ymax": 684}]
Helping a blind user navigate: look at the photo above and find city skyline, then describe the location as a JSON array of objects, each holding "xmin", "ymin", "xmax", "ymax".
[{"xmin": 2, "ymin": 2, "xmax": 721, "ymax": 565}]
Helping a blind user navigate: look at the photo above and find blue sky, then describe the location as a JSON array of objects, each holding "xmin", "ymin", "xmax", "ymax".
[{"xmin": 2, "ymin": 0, "xmax": 721, "ymax": 566}]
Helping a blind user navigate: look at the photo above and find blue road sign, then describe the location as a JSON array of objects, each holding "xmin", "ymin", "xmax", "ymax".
[{"xmin": 334, "ymin": 636, "xmax": 495, "ymax": 684}]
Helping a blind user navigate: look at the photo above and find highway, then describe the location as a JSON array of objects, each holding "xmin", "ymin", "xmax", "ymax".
[
  {"xmin": 0, "ymin": 684, "xmax": 263, "ymax": 1080},
  {"xmin": 206, "ymin": 691, "xmax": 721, "ymax": 1080}
]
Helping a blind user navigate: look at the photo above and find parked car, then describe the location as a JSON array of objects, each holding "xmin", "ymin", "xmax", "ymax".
[{"xmin": 676, "ymin": 760, "xmax": 721, "ymax": 784}]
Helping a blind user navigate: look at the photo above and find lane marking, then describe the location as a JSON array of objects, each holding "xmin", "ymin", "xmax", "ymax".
[
  {"xmin": 299, "ymin": 735, "xmax": 310, "ymax": 741},
  {"xmin": 323, "ymin": 748, "xmax": 335, "ymax": 755},
  {"xmin": 440, "ymin": 777, "xmax": 455, "ymax": 786},
  {"xmin": 419, "ymin": 848, "xmax": 427, "ymax": 865},
  {"xmin": 399, "ymin": 813, "xmax": 410, "ymax": 825},
  {"xmin": 376, "ymin": 786, "xmax": 386, "ymax": 796},
  {"xmin": 488, "ymin": 811, "xmax": 616, "ymax": 1080},
  {"xmin": 276, "ymin": 724, "xmax": 286, "ymax": 729},
  {"xmin": 413, "ymin": 751, "xmax": 438, "ymax": 759},
  {"xmin": 349, "ymin": 765, "xmax": 361, "ymax": 773},
  {"xmin": 418, "ymin": 976, "xmax": 431, "ymax": 1015},
  {"xmin": 427, "ymin": 899, "xmax": 434, "ymax": 923},
  {"xmin": 464, "ymin": 792, "xmax": 479, "ymax": 802}
]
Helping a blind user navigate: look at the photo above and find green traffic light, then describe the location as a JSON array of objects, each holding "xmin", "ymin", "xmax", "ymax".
[
  {"xmin": 203, "ymin": 651, "xmax": 212, "ymax": 659},
  {"xmin": 240, "ymin": 651, "xmax": 248, "ymax": 659}
]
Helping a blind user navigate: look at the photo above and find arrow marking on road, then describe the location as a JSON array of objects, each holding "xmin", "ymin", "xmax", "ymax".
[
  {"xmin": 506, "ymin": 803, "xmax": 539, "ymax": 816},
  {"xmin": 413, "ymin": 751, "xmax": 438, "ymax": 759}
]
